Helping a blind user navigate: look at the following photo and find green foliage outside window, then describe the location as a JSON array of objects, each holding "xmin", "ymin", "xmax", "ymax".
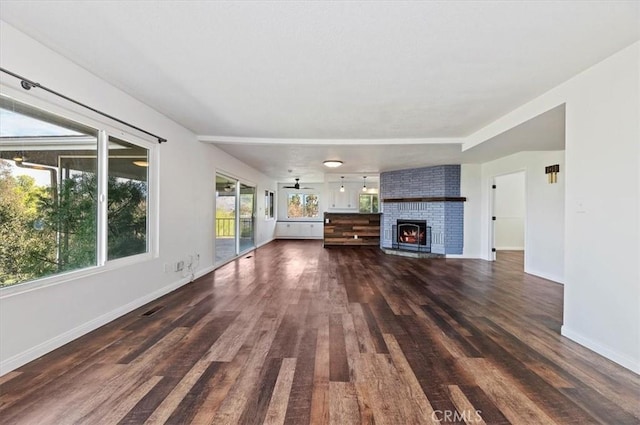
[
  {"xmin": 287, "ymin": 193, "xmax": 319, "ymax": 218},
  {"xmin": 0, "ymin": 162, "xmax": 58, "ymax": 285},
  {"xmin": 359, "ymin": 194, "xmax": 379, "ymax": 213},
  {"xmin": 0, "ymin": 160, "xmax": 147, "ymax": 287}
]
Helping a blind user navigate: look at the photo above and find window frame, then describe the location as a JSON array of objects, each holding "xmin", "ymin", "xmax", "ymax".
[
  {"xmin": 359, "ymin": 193, "xmax": 379, "ymax": 213},
  {"xmin": 286, "ymin": 191, "xmax": 320, "ymax": 219},
  {"xmin": 265, "ymin": 190, "xmax": 275, "ymax": 220},
  {"xmin": 0, "ymin": 84, "xmax": 159, "ymax": 295},
  {"xmin": 106, "ymin": 135, "xmax": 152, "ymax": 262}
]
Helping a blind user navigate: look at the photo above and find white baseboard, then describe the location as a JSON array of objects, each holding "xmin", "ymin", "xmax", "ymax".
[
  {"xmin": 524, "ymin": 268, "xmax": 565, "ymax": 285},
  {"xmin": 275, "ymin": 236, "xmax": 323, "ymax": 240},
  {"xmin": 445, "ymin": 254, "xmax": 483, "ymax": 259},
  {"xmin": 0, "ymin": 277, "xmax": 191, "ymax": 376},
  {"xmin": 194, "ymin": 265, "xmax": 216, "ymax": 280},
  {"xmin": 495, "ymin": 247, "xmax": 524, "ymax": 251},
  {"xmin": 561, "ymin": 326, "xmax": 640, "ymax": 375},
  {"xmin": 256, "ymin": 238, "xmax": 275, "ymax": 248}
]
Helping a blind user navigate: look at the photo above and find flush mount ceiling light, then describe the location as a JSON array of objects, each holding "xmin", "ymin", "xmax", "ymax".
[
  {"xmin": 323, "ymin": 160, "xmax": 343, "ymax": 168},
  {"xmin": 133, "ymin": 160, "xmax": 149, "ymax": 167},
  {"xmin": 362, "ymin": 176, "xmax": 367, "ymax": 192},
  {"xmin": 13, "ymin": 153, "xmax": 24, "ymax": 162},
  {"xmin": 340, "ymin": 176, "xmax": 345, "ymax": 192}
]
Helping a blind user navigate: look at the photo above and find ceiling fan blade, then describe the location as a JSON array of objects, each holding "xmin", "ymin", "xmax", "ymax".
[{"xmin": 283, "ymin": 178, "xmax": 302, "ymax": 189}]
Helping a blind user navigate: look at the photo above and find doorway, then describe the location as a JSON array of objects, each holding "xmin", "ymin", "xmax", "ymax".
[
  {"xmin": 215, "ymin": 174, "xmax": 256, "ymax": 265},
  {"xmin": 492, "ymin": 171, "xmax": 526, "ymax": 265},
  {"xmin": 238, "ymin": 183, "xmax": 256, "ymax": 254}
]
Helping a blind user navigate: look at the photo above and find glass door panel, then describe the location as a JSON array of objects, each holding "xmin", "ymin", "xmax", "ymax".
[
  {"xmin": 239, "ymin": 183, "xmax": 255, "ymax": 253},
  {"xmin": 215, "ymin": 174, "xmax": 237, "ymax": 264}
]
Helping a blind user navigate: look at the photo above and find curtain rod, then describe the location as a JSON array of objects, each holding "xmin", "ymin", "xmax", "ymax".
[{"xmin": 0, "ymin": 67, "xmax": 167, "ymax": 144}]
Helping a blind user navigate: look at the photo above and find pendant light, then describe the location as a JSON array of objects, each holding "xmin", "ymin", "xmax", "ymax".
[
  {"xmin": 340, "ymin": 176, "xmax": 345, "ymax": 192},
  {"xmin": 362, "ymin": 176, "xmax": 367, "ymax": 192}
]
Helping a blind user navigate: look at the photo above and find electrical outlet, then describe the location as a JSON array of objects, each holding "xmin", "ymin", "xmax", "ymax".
[{"xmin": 175, "ymin": 260, "xmax": 184, "ymax": 272}]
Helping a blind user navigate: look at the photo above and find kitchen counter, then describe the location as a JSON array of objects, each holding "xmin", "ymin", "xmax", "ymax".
[{"xmin": 323, "ymin": 212, "xmax": 381, "ymax": 247}]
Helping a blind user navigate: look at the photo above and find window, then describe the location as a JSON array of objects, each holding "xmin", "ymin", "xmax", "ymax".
[
  {"xmin": 107, "ymin": 137, "xmax": 149, "ymax": 260},
  {"xmin": 265, "ymin": 190, "xmax": 274, "ymax": 219},
  {"xmin": 287, "ymin": 193, "xmax": 319, "ymax": 218},
  {"xmin": 0, "ymin": 95, "xmax": 153, "ymax": 288},
  {"xmin": 359, "ymin": 193, "xmax": 379, "ymax": 213}
]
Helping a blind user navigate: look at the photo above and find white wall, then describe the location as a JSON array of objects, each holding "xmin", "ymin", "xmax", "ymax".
[
  {"xmin": 455, "ymin": 164, "xmax": 482, "ymax": 258},
  {"xmin": 480, "ymin": 152, "xmax": 565, "ymax": 283},
  {"xmin": 463, "ymin": 42, "xmax": 640, "ymax": 373},
  {"xmin": 494, "ymin": 172, "xmax": 526, "ymax": 250},
  {"xmin": 0, "ymin": 21, "xmax": 276, "ymax": 374},
  {"xmin": 560, "ymin": 43, "xmax": 640, "ymax": 374}
]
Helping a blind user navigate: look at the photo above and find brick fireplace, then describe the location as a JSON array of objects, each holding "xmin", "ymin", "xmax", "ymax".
[{"xmin": 380, "ymin": 165, "xmax": 464, "ymax": 255}]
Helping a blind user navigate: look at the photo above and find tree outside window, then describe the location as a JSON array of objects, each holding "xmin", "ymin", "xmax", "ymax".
[
  {"xmin": 359, "ymin": 194, "xmax": 379, "ymax": 213},
  {"xmin": 287, "ymin": 193, "xmax": 319, "ymax": 218},
  {"xmin": 0, "ymin": 96, "xmax": 151, "ymax": 287}
]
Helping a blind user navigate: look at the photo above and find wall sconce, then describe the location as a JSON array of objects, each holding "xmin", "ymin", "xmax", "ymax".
[
  {"xmin": 362, "ymin": 176, "xmax": 367, "ymax": 192},
  {"xmin": 545, "ymin": 164, "xmax": 560, "ymax": 183},
  {"xmin": 340, "ymin": 176, "xmax": 345, "ymax": 192}
]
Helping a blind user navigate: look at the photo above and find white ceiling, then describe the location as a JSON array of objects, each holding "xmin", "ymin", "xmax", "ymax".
[{"xmin": 0, "ymin": 1, "xmax": 638, "ymax": 181}]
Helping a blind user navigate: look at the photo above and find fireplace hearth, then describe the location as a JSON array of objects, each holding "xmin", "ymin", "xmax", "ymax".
[{"xmin": 392, "ymin": 220, "xmax": 431, "ymax": 252}]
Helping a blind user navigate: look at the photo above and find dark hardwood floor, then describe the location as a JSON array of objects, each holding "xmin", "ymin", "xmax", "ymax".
[{"xmin": 1, "ymin": 241, "xmax": 638, "ymax": 424}]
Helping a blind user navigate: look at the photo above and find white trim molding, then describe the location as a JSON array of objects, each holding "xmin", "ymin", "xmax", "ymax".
[
  {"xmin": 198, "ymin": 135, "xmax": 465, "ymax": 146},
  {"xmin": 561, "ymin": 326, "xmax": 640, "ymax": 375},
  {"xmin": 0, "ymin": 277, "xmax": 191, "ymax": 376}
]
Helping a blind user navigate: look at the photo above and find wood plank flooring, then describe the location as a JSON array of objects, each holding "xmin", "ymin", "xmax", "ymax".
[{"xmin": 1, "ymin": 241, "xmax": 639, "ymax": 424}]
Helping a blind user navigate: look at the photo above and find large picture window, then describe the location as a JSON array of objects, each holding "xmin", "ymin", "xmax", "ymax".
[
  {"xmin": 0, "ymin": 95, "xmax": 153, "ymax": 288},
  {"xmin": 287, "ymin": 193, "xmax": 319, "ymax": 218}
]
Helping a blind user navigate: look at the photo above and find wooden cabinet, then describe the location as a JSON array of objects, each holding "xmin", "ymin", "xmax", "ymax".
[
  {"xmin": 275, "ymin": 222, "xmax": 295, "ymax": 238},
  {"xmin": 276, "ymin": 221, "xmax": 323, "ymax": 239}
]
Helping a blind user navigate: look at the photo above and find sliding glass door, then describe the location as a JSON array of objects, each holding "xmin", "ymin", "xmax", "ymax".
[
  {"xmin": 239, "ymin": 183, "xmax": 255, "ymax": 253},
  {"xmin": 215, "ymin": 174, "xmax": 237, "ymax": 264},
  {"xmin": 215, "ymin": 174, "xmax": 255, "ymax": 265}
]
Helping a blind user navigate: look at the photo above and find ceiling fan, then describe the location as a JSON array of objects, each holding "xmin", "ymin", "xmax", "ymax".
[{"xmin": 283, "ymin": 178, "xmax": 312, "ymax": 190}]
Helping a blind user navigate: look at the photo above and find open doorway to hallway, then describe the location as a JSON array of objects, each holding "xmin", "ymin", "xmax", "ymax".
[{"xmin": 492, "ymin": 171, "xmax": 526, "ymax": 267}]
